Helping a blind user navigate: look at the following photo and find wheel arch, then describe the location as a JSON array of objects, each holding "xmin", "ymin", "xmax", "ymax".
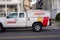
[
  {"xmin": 0, "ymin": 22, "xmax": 3, "ymax": 27},
  {"xmin": 32, "ymin": 21, "xmax": 43, "ymax": 27}
]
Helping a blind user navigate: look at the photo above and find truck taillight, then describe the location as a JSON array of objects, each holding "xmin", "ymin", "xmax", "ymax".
[{"xmin": 49, "ymin": 18, "xmax": 52, "ymax": 20}]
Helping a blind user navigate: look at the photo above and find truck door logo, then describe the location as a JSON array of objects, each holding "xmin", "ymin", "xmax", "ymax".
[{"xmin": 6, "ymin": 21, "xmax": 16, "ymax": 24}]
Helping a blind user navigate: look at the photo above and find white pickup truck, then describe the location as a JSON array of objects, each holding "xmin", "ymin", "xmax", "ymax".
[{"xmin": 0, "ymin": 10, "xmax": 51, "ymax": 32}]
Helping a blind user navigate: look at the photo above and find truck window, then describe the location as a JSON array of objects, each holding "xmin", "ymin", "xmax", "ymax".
[
  {"xmin": 19, "ymin": 13, "xmax": 24, "ymax": 18},
  {"xmin": 7, "ymin": 13, "xmax": 18, "ymax": 18}
]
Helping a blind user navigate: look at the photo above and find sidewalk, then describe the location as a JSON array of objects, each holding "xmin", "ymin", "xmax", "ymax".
[{"xmin": 43, "ymin": 20, "xmax": 60, "ymax": 29}]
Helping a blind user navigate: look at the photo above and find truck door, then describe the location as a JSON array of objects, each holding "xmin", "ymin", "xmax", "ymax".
[
  {"xmin": 6, "ymin": 13, "xmax": 18, "ymax": 27},
  {"xmin": 18, "ymin": 13, "xmax": 26, "ymax": 27}
]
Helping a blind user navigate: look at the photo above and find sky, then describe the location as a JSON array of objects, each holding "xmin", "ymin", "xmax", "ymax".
[
  {"xmin": 31, "ymin": 0, "xmax": 37, "ymax": 6},
  {"xmin": 31, "ymin": 0, "xmax": 37, "ymax": 4}
]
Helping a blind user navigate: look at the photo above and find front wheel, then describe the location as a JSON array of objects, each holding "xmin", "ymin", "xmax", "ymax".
[
  {"xmin": 0, "ymin": 24, "xmax": 4, "ymax": 32},
  {"xmin": 32, "ymin": 23, "xmax": 42, "ymax": 32}
]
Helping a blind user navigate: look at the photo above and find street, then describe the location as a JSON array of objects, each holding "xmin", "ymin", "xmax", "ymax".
[
  {"xmin": 0, "ymin": 29, "xmax": 60, "ymax": 40},
  {"xmin": 0, "ymin": 21, "xmax": 60, "ymax": 40}
]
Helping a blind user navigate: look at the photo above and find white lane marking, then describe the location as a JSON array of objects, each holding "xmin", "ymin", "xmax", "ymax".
[{"xmin": 0, "ymin": 35, "xmax": 60, "ymax": 39}]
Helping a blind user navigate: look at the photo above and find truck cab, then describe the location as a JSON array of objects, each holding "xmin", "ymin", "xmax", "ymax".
[{"xmin": 5, "ymin": 12, "xmax": 27, "ymax": 27}]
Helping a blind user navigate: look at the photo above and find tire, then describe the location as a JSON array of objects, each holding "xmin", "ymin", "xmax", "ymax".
[
  {"xmin": 0, "ymin": 24, "xmax": 4, "ymax": 32},
  {"xmin": 32, "ymin": 23, "xmax": 42, "ymax": 32}
]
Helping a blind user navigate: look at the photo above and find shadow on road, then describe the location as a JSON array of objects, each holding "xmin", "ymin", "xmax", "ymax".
[{"xmin": 3, "ymin": 28, "xmax": 54, "ymax": 33}]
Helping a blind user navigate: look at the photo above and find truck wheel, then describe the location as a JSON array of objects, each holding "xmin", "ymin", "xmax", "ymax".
[
  {"xmin": 33, "ymin": 23, "xmax": 42, "ymax": 32},
  {"xmin": 0, "ymin": 24, "xmax": 4, "ymax": 32}
]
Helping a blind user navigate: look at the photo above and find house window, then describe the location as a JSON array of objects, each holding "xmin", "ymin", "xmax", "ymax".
[
  {"xmin": 0, "ymin": 5, "xmax": 5, "ymax": 12},
  {"xmin": 7, "ymin": 5, "xmax": 17, "ymax": 12},
  {"xmin": 0, "ymin": 12, "xmax": 6, "ymax": 17},
  {"xmin": 36, "ymin": 0, "xmax": 43, "ymax": 9}
]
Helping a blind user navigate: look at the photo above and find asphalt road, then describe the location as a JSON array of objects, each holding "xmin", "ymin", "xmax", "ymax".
[
  {"xmin": 0, "ymin": 20, "xmax": 60, "ymax": 40},
  {"xmin": 0, "ymin": 28, "xmax": 60, "ymax": 40}
]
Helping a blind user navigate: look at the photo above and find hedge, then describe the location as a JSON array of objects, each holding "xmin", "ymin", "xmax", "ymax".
[{"xmin": 55, "ymin": 13, "xmax": 60, "ymax": 21}]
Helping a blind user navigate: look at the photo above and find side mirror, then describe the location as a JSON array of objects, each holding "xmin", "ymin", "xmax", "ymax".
[{"xmin": 6, "ymin": 16, "xmax": 9, "ymax": 18}]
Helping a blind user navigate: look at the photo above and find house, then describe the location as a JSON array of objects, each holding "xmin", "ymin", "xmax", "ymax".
[
  {"xmin": 29, "ymin": 0, "xmax": 60, "ymax": 19},
  {"xmin": 0, "ymin": 0, "xmax": 60, "ymax": 19},
  {"xmin": 0, "ymin": 0, "xmax": 24, "ymax": 17}
]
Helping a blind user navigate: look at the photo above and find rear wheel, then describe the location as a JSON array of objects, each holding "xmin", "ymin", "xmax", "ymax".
[
  {"xmin": 0, "ymin": 24, "xmax": 4, "ymax": 32},
  {"xmin": 32, "ymin": 23, "xmax": 42, "ymax": 32}
]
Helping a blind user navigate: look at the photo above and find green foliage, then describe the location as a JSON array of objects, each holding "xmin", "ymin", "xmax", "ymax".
[{"xmin": 55, "ymin": 13, "xmax": 60, "ymax": 21}]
